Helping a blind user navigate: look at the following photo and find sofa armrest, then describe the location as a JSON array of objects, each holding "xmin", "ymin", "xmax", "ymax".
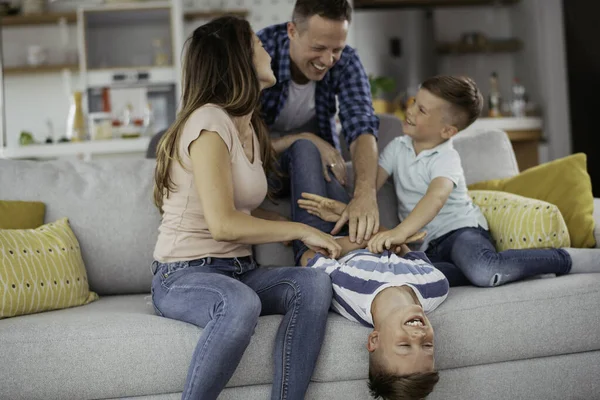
[{"xmin": 594, "ymin": 198, "xmax": 600, "ymax": 249}]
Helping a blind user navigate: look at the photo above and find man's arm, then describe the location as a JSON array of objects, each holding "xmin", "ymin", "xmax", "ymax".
[{"xmin": 333, "ymin": 48, "xmax": 381, "ymax": 243}]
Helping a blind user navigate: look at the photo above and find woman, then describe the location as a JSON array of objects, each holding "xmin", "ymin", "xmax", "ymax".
[{"xmin": 151, "ymin": 17, "xmax": 341, "ymax": 400}]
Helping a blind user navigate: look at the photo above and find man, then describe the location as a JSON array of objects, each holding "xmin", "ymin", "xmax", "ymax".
[{"xmin": 258, "ymin": 0, "xmax": 380, "ymax": 264}]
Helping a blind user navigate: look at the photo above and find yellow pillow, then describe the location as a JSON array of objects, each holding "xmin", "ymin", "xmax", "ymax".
[
  {"xmin": 468, "ymin": 153, "xmax": 595, "ymax": 248},
  {"xmin": 469, "ymin": 190, "xmax": 570, "ymax": 251},
  {"xmin": 0, "ymin": 218, "xmax": 98, "ymax": 319},
  {"xmin": 0, "ymin": 200, "xmax": 45, "ymax": 229}
]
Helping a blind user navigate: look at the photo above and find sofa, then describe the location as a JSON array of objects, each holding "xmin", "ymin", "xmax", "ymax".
[{"xmin": 1, "ymin": 116, "xmax": 600, "ymax": 400}]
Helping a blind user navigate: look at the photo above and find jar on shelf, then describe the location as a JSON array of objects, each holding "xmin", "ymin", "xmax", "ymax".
[{"xmin": 152, "ymin": 39, "xmax": 170, "ymax": 67}]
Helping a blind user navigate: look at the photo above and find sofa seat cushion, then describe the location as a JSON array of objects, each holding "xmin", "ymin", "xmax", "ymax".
[{"xmin": 2, "ymin": 274, "xmax": 599, "ymax": 400}]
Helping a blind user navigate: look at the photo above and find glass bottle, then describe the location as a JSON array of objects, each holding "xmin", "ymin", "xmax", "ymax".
[
  {"xmin": 488, "ymin": 72, "xmax": 502, "ymax": 118},
  {"xmin": 66, "ymin": 91, "xmax": 87, "ymax": 142},
  {"xmin": 510, "ymin": 78, "xmax": 526, "ymax": 118}
]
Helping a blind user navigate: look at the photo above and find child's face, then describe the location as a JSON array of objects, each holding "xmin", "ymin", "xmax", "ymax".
[
  {"xmin": 368, "ymin": 304, "xmax": 435, "ymax": 375},
  {"xmin": 403, "ymin": 88, "xmax": 456, "ymax": 144}
]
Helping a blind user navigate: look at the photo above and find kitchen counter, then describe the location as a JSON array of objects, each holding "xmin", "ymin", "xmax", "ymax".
[{"xmin": 0, "ymin": 137, "xmax": 151, "ymax": 161}]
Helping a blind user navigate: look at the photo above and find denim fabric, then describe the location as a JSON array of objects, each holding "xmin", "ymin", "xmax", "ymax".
[
  {"xmin": 151, "ymin": 256, "xmax": 333, "ymax": 400},
  {"xmin": 426, "ymin": 226, "xmax": 572, "ymax": 287},
  {"xmin": 273, "ymin": 139, "xmax": 350, "ymax": 265}
]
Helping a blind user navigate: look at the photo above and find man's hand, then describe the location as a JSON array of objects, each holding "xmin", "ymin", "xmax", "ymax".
[
  {"xmin": 300, "ymin": 133, "xmax": 347, "ymax": 185},
  {"xmin": 332, "ymin": 191, "xmax": 379, "ymax": 244},
  {"xmin": 297, "ymin": 193, "xmax": 347, "ymax": 223}
]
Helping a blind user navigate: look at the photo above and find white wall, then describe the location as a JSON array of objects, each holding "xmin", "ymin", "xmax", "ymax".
[
  {"xmin": 511, "ymin": 0, "xmax": 571, "ymax": 161},
  {"xmin": 3, "ymin": 24, "xmax": 80, "ymax": 147},
  {"xmin": 351, "ymin": 5, "xmax": 516, "ymax": 112},
  {"xmin": 434, "ymin": 6, "xmax": 515, "ymax": 109},
  {"xmin": 352, "ymin": 9, "xmax": 436, "ymax": 97}
]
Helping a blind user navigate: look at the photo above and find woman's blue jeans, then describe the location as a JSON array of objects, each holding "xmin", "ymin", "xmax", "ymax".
[
  {"xmin": 151, "ymin": 256, "xmax": 333, "ymax": 400},
  {"xmin": 426, "ymin": 226, "xmax": 572, "ymax": 287}
]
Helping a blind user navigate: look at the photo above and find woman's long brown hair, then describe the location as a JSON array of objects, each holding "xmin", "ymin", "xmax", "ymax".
[{"xmin": 153, "ymin": 16, "xmax": 277, "ymax": 210}]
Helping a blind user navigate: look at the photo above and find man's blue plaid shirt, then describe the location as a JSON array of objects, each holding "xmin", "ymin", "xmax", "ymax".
[{"xmin": 257, "ymin": 23, "xmax": 379, "ymax": 150}]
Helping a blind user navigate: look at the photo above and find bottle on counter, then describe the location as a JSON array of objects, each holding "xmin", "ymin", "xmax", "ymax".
[
  {"xmin": 510, "ymin": 78, "xmax": 527, "ymax": 118},
  {"xmin": 488, "ymin": 72, "xmax": 502, "ymax": 118}
]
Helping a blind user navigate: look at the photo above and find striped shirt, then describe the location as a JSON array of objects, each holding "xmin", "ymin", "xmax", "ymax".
[{"xmin": 307, "ymin": 250, "xmax": 449, "ymax": 327}]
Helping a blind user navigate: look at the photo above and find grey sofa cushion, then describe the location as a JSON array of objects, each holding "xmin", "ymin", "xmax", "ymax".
[
  {"xmin": 0, "ymin": 159, "xmax": 159, "ymax": 295},
  {"xmin": 451, "ymin": 128, "xmax": 520, "ymax": 184},
  {"xmin": 3, "ymin": 274, "xmax": 599, "ymax": 400},
  {"xmin": 595, "ymin": 198, "xmax": 600, "ymax": 248}
]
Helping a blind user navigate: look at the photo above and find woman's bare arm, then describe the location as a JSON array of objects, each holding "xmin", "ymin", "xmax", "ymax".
[{"xmin": 189, "ymin": 130, "xmax": 340, "ymax": 257}]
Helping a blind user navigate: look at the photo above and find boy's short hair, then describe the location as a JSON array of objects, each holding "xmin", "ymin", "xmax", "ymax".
[
  {"xmin": 292, "ymin": 0, "xmax": 353, "ymax": 26},
  {"xmin": 420, "ymin": 75, "xmax": 483, "ymax": 131},
  {"xmin": 368, "ymin": 356, "xmax": 439, "ymax": 399}
]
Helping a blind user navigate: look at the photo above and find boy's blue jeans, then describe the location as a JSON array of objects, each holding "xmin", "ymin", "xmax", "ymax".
[
  {"xmin": 151, "ymin": 256, "xmax": 333, "ymax": 400},
  {"xmin": 425, "ymin": 226, "xmax": 572, "ymax": 287},
  {"xmin": 273, "ymin": 139, "xmax": 350, "ymax": 265}
]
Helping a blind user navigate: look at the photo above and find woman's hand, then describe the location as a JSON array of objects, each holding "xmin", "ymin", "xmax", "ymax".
[
  {"xmin": 300, "ymin": 226, "xmax": 342, "ymax": 259},
  {"xmin": 297, "ymin": 193, "xmax": 347, "ymax": 222}
]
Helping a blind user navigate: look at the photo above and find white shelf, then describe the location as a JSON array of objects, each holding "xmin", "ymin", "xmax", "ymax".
[
  {"xmin": 85, "ymin": 66, "xmax": 176, "ymax": 87},
  {"xmin": 0, "ymin": 137, "xmax": 151, "ymax": 160}
]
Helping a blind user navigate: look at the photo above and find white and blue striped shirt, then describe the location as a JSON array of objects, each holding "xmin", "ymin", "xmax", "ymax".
[{"xmin": 307, "ymin": 249, "xmax": 449, "ymax": 327}]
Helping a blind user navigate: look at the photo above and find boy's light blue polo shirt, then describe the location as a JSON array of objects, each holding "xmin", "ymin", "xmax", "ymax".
[{"xmin": 379, "ymin": 135, "xmax": 488, "ymax": 251}]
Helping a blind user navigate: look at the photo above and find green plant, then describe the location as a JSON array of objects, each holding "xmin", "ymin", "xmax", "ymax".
[{"xmin": 369, "ymin": 75, "xmax": 396, "ymax": 98}]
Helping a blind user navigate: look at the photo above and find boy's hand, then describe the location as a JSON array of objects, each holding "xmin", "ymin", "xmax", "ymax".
[
  {"xmin": 298, "ymin": 193, "xmax": 347, "ymax": 223},
  {"xmin": 368, "ymin": 229, "xmax": 426, "ymax": 254}
]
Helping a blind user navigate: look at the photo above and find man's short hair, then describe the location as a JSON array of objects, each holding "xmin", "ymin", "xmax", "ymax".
[
  {"xmin": 368, "ymin": 355, "xmax": 439, "ymax": 399},
  {"xmin": 420, "ymin": 75, "xmax": 483, "ymax": 131},
  {"xmin": 292, "ymin": 0, "xmax": 352, "ymax": 26}
]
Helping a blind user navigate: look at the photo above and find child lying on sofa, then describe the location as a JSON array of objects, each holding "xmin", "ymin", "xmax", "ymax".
[{"xmin": 299, "ymin": 231, "xmax": 448, "ymax": 400}]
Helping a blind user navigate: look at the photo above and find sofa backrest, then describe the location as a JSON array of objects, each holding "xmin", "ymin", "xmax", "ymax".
[
  {"xmin": 0, "ymin": 159, "xmax": 160, "ymax": 296},
  {"xmin": 0, "ymin": 127, "xmax": 520, "ymax": 295}
]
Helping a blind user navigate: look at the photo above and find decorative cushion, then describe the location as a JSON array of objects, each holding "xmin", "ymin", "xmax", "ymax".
[
  {"xmin": 469, "ymin": 190, "xmax": 570, "ymax": 251},
  {"xmin": 0, "ymin": 200, "xmax": 45, "ymax": 229},
  {"xmin": 0, "ymin": 218, "xmax": 98, "ymax": 319},
  {"xmin": 468, "ymin": 153, "xmax": 596, "ymax": 248}
]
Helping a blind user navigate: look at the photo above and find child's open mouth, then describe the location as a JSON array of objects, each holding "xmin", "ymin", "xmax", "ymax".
[
  {"xmin": 405, "ymin": 316, "xmax": 425, "ymax": 327},
  {"xmin": 405, "ymin": 118, "xmax": 415, "ymax": 126}
]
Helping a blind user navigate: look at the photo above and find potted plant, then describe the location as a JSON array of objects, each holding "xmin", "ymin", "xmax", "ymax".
[{"xmin": 369, "ymin": 75, "xmax": 396, "ymax": 114}]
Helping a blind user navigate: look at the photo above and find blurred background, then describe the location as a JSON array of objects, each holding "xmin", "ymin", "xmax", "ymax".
[{"xmin": 0, "ymin": 0, "xmax": 598, "ymax": 195}]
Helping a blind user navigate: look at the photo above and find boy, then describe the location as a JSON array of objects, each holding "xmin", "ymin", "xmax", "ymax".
[
  {"xmin": 301, "ymin": 75, "xmax": 574, "ymax": 290},
  {"xmin": 299, "ymin": 229, "xmax": 448, "ymax": 400}
]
